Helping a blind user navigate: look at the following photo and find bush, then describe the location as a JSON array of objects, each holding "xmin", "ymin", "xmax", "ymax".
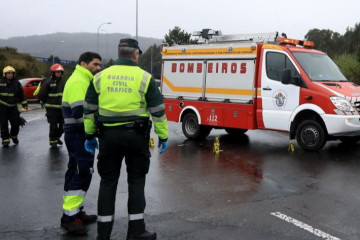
[
  {"xmin": 0, "ymin": 47, "xmax": 75, "ymax": 80},
  {"xmin": 334, "ymin": 54, "xmax": 360, "ymax": 84}
]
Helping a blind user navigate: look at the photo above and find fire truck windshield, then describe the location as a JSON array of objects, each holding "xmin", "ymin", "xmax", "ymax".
[{"xmin": 292, "ymin": 52, "xmax": 347, "ymax": 82}]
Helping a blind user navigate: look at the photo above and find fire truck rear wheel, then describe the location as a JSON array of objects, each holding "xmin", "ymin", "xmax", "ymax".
[
  {"xmin": 225, "ymin": 128, "xmax": 248, "ymax": 135},
  {"xmin": 182, "ymin": 113, "xmax": 212, "ymax": 139},
  {"xmin": 296, "ymin": 120, "xmax": 326, "ymax": 151}
]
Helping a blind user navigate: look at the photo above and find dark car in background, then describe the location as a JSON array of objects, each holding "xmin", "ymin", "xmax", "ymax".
[{"xmin": 19, "ymin": 78, "xmax": 42, "ymax": 100}]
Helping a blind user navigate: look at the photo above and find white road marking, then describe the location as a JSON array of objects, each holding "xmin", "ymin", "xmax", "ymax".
[
  {"xmin": 271, "ymin": 212, "xmax": 341, "ymax": 240},
  {"xmin": 26, "ymin": 117, "xmax": 41, "ymax": 122}
]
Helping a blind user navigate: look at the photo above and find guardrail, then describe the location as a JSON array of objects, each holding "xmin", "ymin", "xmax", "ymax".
[{"xmin": 35, "ymin": 57, "xmax": 76, "ymax": 66}]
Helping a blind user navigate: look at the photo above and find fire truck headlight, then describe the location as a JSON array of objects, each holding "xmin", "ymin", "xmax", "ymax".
[{"xmin": 330, "ymin": 96, "xmax": 354, "ymax": 112}]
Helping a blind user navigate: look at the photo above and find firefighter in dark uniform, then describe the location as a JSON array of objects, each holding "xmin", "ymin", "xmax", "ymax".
[
  {"xmin": 0, "ymin": 66, "xmax": 28, "ymax": 147},
  {"xmin": 39, "ymin": 64, "xmax": 66, "ymax": 148},
  {"xmin": 84, "ymin": 38, "xmax": 168, "ymax": 240}
]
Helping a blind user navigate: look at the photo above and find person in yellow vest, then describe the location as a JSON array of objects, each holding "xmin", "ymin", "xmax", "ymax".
[
  {"xmin": 0, "ymin": 66, "xmax": 28, "ymax": 147},
  {"xmin": 84, "ymin": 38, "xmax": 168, "ymax": 240},
  {"xmin": 60, "ymin": 52, "xmax": 102, "ymax": 235},
  {"xmin": 38, "ymin": 64, "xmax": 66, "ymax": 148},
  {"xmin": 33, "ymin": 76, "xmax": 46, "ymax": 108}
]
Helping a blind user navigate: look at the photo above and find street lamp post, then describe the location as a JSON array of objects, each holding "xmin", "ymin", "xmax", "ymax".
[
  {"xmin": 101, "ymin": 29, "xmax": 109, "ymax": 62},
  {"xmin": 136, "ymin": 0, "xmax": 138, "ymax": 41},
  {"xmin": 97, "ymin": 22, "xmax": 111, "ymax": 53},
  {"xmin": 52, "ymin": 40, "xmax": 65, "ymax": 65},
  {"xmin": 150, "ymin": 46, "xmax": 153, "ymax": 75}
]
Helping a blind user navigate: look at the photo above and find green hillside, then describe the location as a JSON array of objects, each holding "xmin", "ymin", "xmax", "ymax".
[
  {"xmin": 0, "ymin": 32, "xmax": 162, "ymax": 62},
  {"xmin": 0, "ymin": 47, "xmax": 74, "ymax": 80}
]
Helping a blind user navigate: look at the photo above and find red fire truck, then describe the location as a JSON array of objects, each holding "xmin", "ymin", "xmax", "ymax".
[{"xmin": 160, "ymin": 30, "xmax": 360, "ymax": 151}]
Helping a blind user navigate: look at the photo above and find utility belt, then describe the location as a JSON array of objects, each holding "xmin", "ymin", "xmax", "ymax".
[
  {"xmin": 96, "ymin": 119, "xmax": 152, "ymax": 138},
  {"xmin": 106, "ymin": 122, "xmax": 136, "ymax": 128}
]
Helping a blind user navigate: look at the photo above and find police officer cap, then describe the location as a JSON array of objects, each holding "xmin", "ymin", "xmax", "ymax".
[{"xmin": 119, "ymin": 38, "xmax": 142, "ymax": 54}]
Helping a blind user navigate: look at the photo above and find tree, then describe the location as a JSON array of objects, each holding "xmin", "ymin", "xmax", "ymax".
[
  {"xmin": 48, "ymin": 55, "xmax": 61, "ymax": 64},
  {"xmin": 164, "ymin": 26, "xmax": 194, "ymax": 46},
  {"xmin": 305, "ymin": 23, "xmax": 360, "ymax": 60},
  {"xmin": 342, "ymin": 23, "xmax": 360, "ymax": 61},
  {"xmin": 139, "ymin": 44, "xmax": 162, "ymax": 79},
  {"xmin": 305, "ymin": 29, "xmax": 343, "ymax": 57},
  {"xmin": 305, "ymin": 23, "xmax": 360, "ymax": 84},
  {"xmin": 334, "ymin": 54, "xmax": 360, "ymax": 84},
  {"xmin": 104, "ymin": 59, "xmax": 114, "ymax": 68}
]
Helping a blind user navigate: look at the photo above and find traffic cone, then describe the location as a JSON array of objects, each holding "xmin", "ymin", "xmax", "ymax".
[
  {"xmin": 288, "ymin": 141, "xmax": 294, "ymax": 152},
  {"xmin": 149, "ymin": 138, "xmax": 155, "ymax": 147},
  {"xmin": 213, "ymin": 137, "xmax": 220, "ymax": 154}
]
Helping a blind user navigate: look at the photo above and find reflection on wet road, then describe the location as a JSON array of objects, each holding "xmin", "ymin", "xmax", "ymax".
[{"xmin": 0, "ymin": 108, "xmax": 359, "ymax": 239}]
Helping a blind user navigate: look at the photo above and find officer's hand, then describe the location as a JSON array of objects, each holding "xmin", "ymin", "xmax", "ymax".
[
  {"xmin": 84, "ymin": 138, "xmax": 98, "ymax": 155},
  {"xmin": 158, "ymin": 139, "xmax": 168, "ymax": 154}
]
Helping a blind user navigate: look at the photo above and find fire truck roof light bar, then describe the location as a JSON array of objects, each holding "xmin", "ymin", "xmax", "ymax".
[{"xmin": 278, "ymin": 37, "xmax": 315, "ymax": 48}]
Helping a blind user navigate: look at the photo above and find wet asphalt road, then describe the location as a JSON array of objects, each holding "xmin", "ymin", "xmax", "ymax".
[{"xmin": 1, "ymin": 104, "xmax": 360, "ymax": 240}]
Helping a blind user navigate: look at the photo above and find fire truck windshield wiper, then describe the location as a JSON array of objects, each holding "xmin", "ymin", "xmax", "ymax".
[{"xmin": 313, "ymin": 79, "xmax": 347, "ymax": 82}]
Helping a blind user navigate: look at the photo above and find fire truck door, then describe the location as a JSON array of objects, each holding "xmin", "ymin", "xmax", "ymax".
[{"xmin": 260, "ymin": 50, "xmax": 300, "ymax": 131}]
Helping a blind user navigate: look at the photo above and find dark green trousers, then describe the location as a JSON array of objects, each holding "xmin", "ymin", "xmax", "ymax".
[{"xmin": 97, "ymin": 126, "xmax": 151, "ymax": 240}]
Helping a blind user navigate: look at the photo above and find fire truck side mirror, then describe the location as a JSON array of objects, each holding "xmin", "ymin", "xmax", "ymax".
[{"xmin": 281, "ymin": 69, "xmax": 292, "ymax": 85}]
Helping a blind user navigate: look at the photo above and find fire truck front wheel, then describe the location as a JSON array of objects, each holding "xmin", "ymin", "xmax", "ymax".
[
  {"xmin": 296, "ymin": 120, "xmax": 326, "ymax": 151},
  {"xmin": 182, "ymin": 113, "xmax": 212, "ymax": 139}
]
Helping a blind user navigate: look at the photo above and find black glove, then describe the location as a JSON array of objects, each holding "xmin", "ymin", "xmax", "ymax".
[{"xmin": 20, "ymin": 117, "xmax": 27, "ymax": 127}]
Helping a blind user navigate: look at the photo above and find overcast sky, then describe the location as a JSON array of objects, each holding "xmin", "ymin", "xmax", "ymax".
[{"xmin": 1, "ymin": 0, "xmax": 359, "ymax": 40}]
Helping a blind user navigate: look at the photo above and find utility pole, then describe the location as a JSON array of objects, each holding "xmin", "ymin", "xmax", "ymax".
[
  {"xmin": 150, "ymin": 46, "xmax": 153, "ymax": 75},
  {"xmin": 136, "ymin": 0, "xmax": 138, "ymax": 41},
  {"xmin": 52, "ymin": 40, "xmax": 64, "ymax": 65}
]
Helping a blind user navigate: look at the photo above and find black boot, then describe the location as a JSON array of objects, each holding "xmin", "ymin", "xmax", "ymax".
[
  {"xmin": 57, "ymin": 139, "xmax": 63, "ymax": 145},
  {"xmin": 78, "ymin": 211, "xmax": 97, "ymax": 224},
  {"xmin": 50, "ymin": 139, "xmax": 58, "ymax": 148},
  {"xmin": 2, "ymin": 139, "xmax": 10, "ymax": 148},
  {"xmin": 127, "ymin": 230, "xmax": 157, "ymax": 240},
  {"xmin": 61, "ymin": 217, "xmax": 88, "ymax": 235},
  {"xmin": 10, "ymin": 136, "xmax": 19, "ymax": 145}
]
